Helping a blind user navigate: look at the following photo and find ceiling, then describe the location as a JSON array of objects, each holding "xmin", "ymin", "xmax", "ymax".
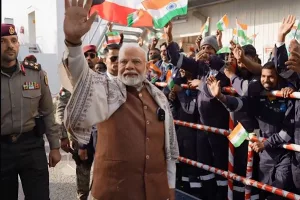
[{"xmin": 188, "ymin": 0, "xmax": 233, "ymax": 9}]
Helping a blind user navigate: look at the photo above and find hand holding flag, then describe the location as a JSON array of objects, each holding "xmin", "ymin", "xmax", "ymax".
[{"xmin": 228, "ymin": 123, "xmax": 249, "ymax": 148}]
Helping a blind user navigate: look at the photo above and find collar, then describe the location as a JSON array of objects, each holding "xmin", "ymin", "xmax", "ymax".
[{"xmin": 1, "ymin": 60, "xmax": 25, "ymax": 76}]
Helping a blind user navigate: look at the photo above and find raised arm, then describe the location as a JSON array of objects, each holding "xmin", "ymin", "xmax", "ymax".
[
  {"xmin": 274, "ymin": 15, "xmax": 296, "ymax": 74},
  {"xmin": 164, "ymin": 22, "xmax": 199, "ymax": 75},
  {"xmin": 58, "ymin": 0, "xmax": 124, "ymax": 144}
]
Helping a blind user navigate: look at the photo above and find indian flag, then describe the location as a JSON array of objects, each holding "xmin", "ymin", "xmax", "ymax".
[
  {"xmin": 127, "ymin": 9, "xmax": 145, "ymax": 27},
  {"xmin": 166, "ymin": 70, "xmax": 175, "ymax": 89},
  {"xmin": 228, "ymin": 122, "xmax": 249, "ymax": 147},
  {"xmin": 235, "ymin": 19, "xmax": 248, "ymax": 44},
  {"xmin": 200, "ymin": 17, "xmax": 210, "ymax": 35},
  {"xmin": 217, "ymin": 46, "xmax": 231, "ymax": 54},
  {"xmin": 216, "ymin": 14, "xmax": 229, "ymax": 31},
  {"xmin": 144, "ymin": 0, "xmax": 188, "ymax": 28},
  {"xmin": 106, "ymin": 31, "xmax": 121, "ymax": 44},
  {"xmin": 293, "ymin": 19, "xmax": 300, "ymax": 30},
  {"xmin": 149, "ymin": 63, "xmax": 162, "ymax": 78},
  {"xmin": 91, "ymin": 0, "xmax": 187, "ymax": 28}
]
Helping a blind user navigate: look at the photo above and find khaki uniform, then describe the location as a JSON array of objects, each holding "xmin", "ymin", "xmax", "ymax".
[
  {"xmin": 1, "ymin": 61, "xmax": 59, "ymax": 149},
  {"xmin": 56, "ymin": 87, "xmax": 95, "ymax": 200},
  {"xmin": 1, "ymin": 60, "xmax": 59, "ymax": 200}
]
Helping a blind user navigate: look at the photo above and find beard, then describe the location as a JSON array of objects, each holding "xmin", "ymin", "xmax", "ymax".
[
  {"xmin": 118, "ymin": 70, "xmax": 146, "ymax": 87},
  {"xmin": 2, "ymin": 49, "xmax": 18, "ymax": 63}
]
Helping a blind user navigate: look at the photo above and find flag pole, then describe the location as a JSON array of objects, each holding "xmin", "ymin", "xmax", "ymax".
[
  {"xmin": 294, "ymin": 29, "xmax": 298, "ymax": 39},
  {"xmin": 236, "ymin": 17, "xmax": 239, "ymax": 44}
]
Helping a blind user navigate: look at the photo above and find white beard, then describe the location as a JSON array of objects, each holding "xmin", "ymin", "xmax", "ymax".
[{"xmin": 118, "ymin": 70, "xmax": 146, "ymax": 89}]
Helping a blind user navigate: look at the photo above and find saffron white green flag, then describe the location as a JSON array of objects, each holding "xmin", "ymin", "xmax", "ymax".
[
  {"xmin": 146, "ymin": 0, "xmax": 188, "ymax": 28},
  {"xmin": 217, "ymin": 46, "xmax": 231, "ymax": 54},
  {"xmin": 217, "ymin": 14, "xmax": 229, "ymax": 31},
  {"xmin": 234, "ymin": 19, "xmax": 248, "ymax": 45},
  {"xmin": 228, "ymin": 122, "xmax": 249, "ymax": 147},
  {"xmin": 127, "ymin": 10, "xmax": 144, "ymax": 27},
  {"xmin": 200, "ymin": 17, "xmax": 210, "ymax": 35},
  {"xmin": 293, "ymin": 19, "xmax": 300, "ymax": 30}
]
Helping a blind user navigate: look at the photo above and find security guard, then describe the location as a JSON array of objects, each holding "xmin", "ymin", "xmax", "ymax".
[
  {"xmin": 206, "ymin": 62, "xmax": 295, "ymax": 200},
  {"xmin": 1, "ymin": 24, "xmax": 61, "ymax": 200}
]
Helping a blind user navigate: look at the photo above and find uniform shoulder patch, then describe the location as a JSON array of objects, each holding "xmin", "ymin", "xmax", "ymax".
[{"xmin": 23, "ymin": 60, "xmax": 41, "ymax": 71}]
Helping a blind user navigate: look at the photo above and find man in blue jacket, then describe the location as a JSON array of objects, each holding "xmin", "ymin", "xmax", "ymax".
[{"xmin": 206, "ymin": 62, "xmax": 295, "ymax": 199}]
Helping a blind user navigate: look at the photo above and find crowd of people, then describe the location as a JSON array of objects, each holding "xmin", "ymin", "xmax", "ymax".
[{"xmin": 1, "ymin": 0, "xmax": 300, "ymax": 200}]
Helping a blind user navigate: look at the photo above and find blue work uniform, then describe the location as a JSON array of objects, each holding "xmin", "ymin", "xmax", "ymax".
[{"xmin": 167, "ymin": 42, "xmax": 230, "ymax": 200}]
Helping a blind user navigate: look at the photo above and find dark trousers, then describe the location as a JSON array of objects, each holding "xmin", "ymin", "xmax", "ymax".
[
  {"xmin": 196, "ymin": 131, "xmax": 217, "ymax": 200},
  {"xmin": 0, "ymin": 133, "xmax": 49, "ymax": 200},
  {"xmin": 71, "ymin": 140, "xmax": 94, "ymax": 200},
  {"xmin": 259, "ymin": 152, "xmax": 293, "ymax": 200},
  {"xmin": 292, "ymin": 160, "xmax": 300, "ymax": 194}
]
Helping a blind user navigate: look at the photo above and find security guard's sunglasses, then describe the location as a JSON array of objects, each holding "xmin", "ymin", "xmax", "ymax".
[
  {"xmin": 84, "ymin": 52, "xmax": 97, "ymax": 59},
  {"xmin": 109, "ymin": 56, "xmax": 118, "ymax": 63}
]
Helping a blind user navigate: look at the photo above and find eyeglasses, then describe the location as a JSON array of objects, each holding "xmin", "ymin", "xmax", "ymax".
[
  {"xmin": 84, "ymin": 52, "xmax": 97, "ymax": 59},
  {"xmin": 109, "ymin": 56, "xmax": 118, "ymax": 63}
]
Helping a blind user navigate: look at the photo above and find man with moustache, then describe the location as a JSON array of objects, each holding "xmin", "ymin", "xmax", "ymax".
[
  {"xmin": 206, "ymin": 62, "xmax": 295, "ymax": 200},
  {"xmin": 59, "ymin": 1, "xmax": 179, "ymax": 199}
]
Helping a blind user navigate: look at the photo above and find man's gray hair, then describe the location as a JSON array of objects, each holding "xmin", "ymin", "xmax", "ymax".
[{"xmin": 119, "ymin": 43, "xmax": 147, "ymax": 61}]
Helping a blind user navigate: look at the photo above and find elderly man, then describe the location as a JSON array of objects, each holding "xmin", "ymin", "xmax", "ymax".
[
  {"xmin": 57, "ymin": 44, "xmax": 99, "ymax": 200},
  {"xmin": 60, "ymin": 1, "xmax": 179, "ymax": 200}
]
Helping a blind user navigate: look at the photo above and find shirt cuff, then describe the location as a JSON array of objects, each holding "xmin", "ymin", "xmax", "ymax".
[
  {"xmin": 167, "ymin": 160, "xmax": 176, "ymax": 188},
  {"xmin": 276, "ymin": 42, "xmax": 285, "ymax": 48},
  {"xmin": 65, "ymin": 44, "xmax": 83, "ymax": 58}
]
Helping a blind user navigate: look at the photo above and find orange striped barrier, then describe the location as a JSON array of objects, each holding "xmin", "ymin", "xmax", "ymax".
[
  {"xmin": 178, "ymin": 157, "xmax": 300, "ymax": 200},
  {"xmin": 175, "ymin": 120, "xmax": 300, "ymax": 153},
  {"xmin": 154, "ymin": 82, "xmax": 300, "ymax": 99}
]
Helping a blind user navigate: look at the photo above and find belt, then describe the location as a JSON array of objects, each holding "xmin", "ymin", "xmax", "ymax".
[{"xmin": 0, "ymin": 130, "xmax": 36, "ymax": 143}]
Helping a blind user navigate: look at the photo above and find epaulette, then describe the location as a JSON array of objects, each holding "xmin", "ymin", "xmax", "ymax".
[{"xmin": 22, "ymin": 60, "xmax": 41, "ymax": 71}]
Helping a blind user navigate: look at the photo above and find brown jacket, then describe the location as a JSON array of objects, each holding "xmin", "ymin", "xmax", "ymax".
[{"xmin": 92, "ymin": 87, "xmax": 170, "ymax": 200}]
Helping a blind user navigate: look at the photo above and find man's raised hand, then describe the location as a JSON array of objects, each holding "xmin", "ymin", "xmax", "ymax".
[
  {"xmin": 64, "ymin": 0, "xmax": 98, "ymax": 44},
  {"xmin": 206, "ymin": 76, "xmax": 221, "ymax": 98}
]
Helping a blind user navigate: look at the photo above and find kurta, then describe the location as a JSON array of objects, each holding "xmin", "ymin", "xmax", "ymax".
[
  {"xmin": 59, "ymin": 45, "xmax": 179, "ymax": 200},
  {"xmin": 92, "ymin": 87, "xmax": 169, "ymax": 199}
]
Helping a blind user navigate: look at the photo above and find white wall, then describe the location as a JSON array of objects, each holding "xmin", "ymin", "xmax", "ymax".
[{"xmin": 172, "ymin": 0, "xmax": 300, "ymax": 64}]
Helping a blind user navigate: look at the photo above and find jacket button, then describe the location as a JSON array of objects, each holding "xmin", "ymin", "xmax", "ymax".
[
  {"xmin": 146, "ymin": 137, "xmax": 150, "ymax": 142},
  {"xmin": 144, "ymin": 105, "xmax": 148, "ymax": 110},
  {"xmin": 146, "ymin": 155, "xmax": 150, "ymax": 159},
  {"xmin": 139, "ymin": 93, "xmax": 143, "ymax": 97},
  {"xmin": 146, "ymin": 120, "xmax": 150, "ymax": 125}
]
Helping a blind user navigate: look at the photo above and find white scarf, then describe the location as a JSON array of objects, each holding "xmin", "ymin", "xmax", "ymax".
[{"xmin": 63, "ymin": 67, "xmax": 179, "ymax": 161}]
